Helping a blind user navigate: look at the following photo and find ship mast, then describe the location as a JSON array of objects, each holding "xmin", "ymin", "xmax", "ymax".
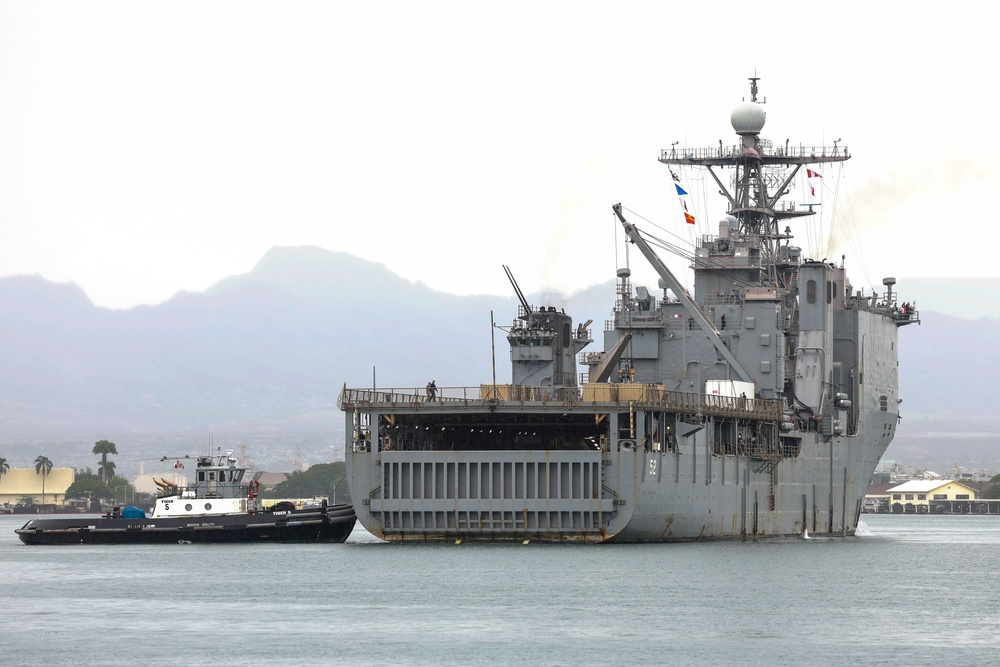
[{"xmin": 659, "ymin": 77, "xmax": 850, "ymax": 286}]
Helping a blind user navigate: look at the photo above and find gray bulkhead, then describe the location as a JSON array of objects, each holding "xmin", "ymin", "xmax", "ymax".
[{"xmin": 591, "ymin": 258, "xmax": 884, "ymax": 539}]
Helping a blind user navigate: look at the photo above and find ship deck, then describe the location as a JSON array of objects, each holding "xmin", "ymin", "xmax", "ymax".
[{"xmin": 339, "ymin": 384, "xmax": 783, "ymax": 421}]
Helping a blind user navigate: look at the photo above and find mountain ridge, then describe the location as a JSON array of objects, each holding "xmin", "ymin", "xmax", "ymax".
[{"xmin": 0, "ymin": 246, "xmax": 996, "ymax": 472}]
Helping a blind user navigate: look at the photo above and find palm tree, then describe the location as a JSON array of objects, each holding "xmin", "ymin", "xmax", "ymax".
[
  {"xmin": 92, "ymin": 440, "xmax": 118, "ymax": 485},
  {"xmin": 98, "ymin": 460, "xmax": 117, "ymax": 485},
  {"xmin": 34, "ymin": 455, "xmax": 53, "ymax": 506},
  {"xmin": 0, "ymin": 456, "xmax": 8, "ymax": 499}
]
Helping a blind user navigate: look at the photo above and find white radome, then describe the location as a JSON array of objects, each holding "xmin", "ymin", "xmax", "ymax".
[{"xmin": 731, "ymin": 101, "xmax": 766, "ymax": 135}]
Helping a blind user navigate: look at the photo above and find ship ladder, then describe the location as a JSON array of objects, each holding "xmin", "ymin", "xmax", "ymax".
[
  {"xmin": 599, "ymin": 456, "xmax": 621, "ymax": 521},
  {"xmin": 751, "ymin": 458, "xmax": 780, "ymax": 511}
]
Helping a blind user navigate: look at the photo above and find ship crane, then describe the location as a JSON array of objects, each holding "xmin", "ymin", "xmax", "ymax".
[
  {"xmin": 503, "ymin": 264, "xmax": 531, "ymax": 316},
  {"xmin": 612, "ymin": 203, "xmax": 752, "ymax": 384}
]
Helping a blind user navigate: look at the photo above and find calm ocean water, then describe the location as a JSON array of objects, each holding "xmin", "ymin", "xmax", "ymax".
[{"xmin": 2, "ymin": 513, "xmax": 998, "ymax": 666}]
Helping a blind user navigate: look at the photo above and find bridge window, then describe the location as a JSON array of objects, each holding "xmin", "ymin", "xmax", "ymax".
[{"xmin": 806, "ymin": 279, "xmax": 817, "ymax": 305}]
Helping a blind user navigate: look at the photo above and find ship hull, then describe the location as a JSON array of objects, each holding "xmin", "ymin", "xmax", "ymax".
[
  {"xmin": 346, "ymin": 441, "xmax": 887, "ymax": 543},
  {"xmin": 15, "ymin": 504, "xmax": 357, "ymax": 545},
  {"xmin": 342, "ymin": 391, "xmax": 893, "ymax": 543}
]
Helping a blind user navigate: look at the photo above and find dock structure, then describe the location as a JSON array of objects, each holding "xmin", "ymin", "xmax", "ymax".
[{"xmin": 928, "ymin": 499, "xmax": 1000, "ymax": 515}]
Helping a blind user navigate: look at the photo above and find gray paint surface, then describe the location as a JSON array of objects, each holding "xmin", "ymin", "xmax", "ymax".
[{"xmin": 340, "ymin": 80, "xmax": 916, "ymax": 542}]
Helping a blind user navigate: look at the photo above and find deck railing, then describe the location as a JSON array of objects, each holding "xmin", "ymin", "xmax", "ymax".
[
  {"xmin": 339, "ymin": 384, "xmax": 783, "ymax": 421},
  {"xmin": 660, "ymin": 143, "xmax": 848, "ymax": 162}
]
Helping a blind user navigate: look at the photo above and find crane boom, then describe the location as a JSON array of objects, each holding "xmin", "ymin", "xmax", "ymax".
[
  {"xmin": 503, "ymin": 264, "xmax": 532, "ymax": 314},
  {"xmin": 612, "ymin": 203, "xmax": 752, "ymax": 383}
]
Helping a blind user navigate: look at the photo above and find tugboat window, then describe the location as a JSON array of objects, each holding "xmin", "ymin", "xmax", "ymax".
[
  {"xmin": 185, "ymin": 504, "xmax": 193, "ymax": 511},
  {"xmin": 198, "ymin": 472, "xmax": 205, "ymax": 482},
  {"xmin": 219, "ymin": 472, "xmax": 225, "ymax": 482},
  {"xmin": 806, "ymin": 279, "xmax": 816, "ymax": 305}
]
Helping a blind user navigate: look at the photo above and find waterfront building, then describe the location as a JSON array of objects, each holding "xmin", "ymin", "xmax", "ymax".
[
  {"xmin": 0, "ymin": 467, "xmax": 75, "ymax": 509},
  {"xmin": 944, "ymin": 466, "xmax": 993, "ymax": 484},
  {"xmin": 862, "ymin": 483, "xmax": 897, "ymax": 513},
  {"xmin": 887, "ymin": 480, "xmax": 978, "ymax": 513}
]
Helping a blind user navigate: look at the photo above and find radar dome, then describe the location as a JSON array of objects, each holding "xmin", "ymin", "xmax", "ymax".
[{"xmin": 731, "ymin": 101, "xmax": 766, "ymax": 135}]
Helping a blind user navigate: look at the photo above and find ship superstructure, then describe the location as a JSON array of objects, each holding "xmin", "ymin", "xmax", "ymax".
[{"xmin": 339, "ymin": 79, "xmax": 918, "ymax": 542}]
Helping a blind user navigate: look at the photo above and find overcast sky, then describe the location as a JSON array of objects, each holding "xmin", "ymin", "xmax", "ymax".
[{"xmin": 1, "ymin": 2, "xmax": 993, "ymax": 310}]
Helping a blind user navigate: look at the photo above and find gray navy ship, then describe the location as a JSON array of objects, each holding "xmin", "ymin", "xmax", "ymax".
[{"xmin": 339, "ymin": 78, "xmax": 919, "ymax": 542}]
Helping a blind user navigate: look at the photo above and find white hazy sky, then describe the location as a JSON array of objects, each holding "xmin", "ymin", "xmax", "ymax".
[{"xmin": 1, "ymin": 2, "xmax": 994, "ymax": 310}]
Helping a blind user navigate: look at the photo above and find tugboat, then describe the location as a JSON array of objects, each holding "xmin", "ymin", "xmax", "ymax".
[{"xmin": 15, "ymin": 451, "xmax": 356, "ymax": 545}]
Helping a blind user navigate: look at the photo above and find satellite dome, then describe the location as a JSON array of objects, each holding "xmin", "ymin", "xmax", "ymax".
[{"xmin": 731, "ymin": 101, "xmax": 766, "ymax": 135}]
